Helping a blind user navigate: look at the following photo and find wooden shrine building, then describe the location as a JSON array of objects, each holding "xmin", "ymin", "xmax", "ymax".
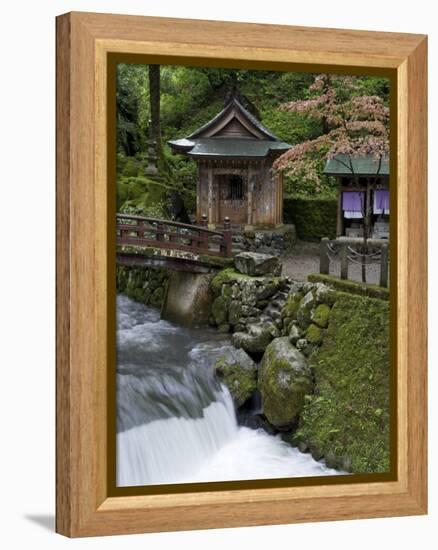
[
  {"xmin": 324, "ymin": 154, "xmax": 390, "ymax": 239},
  {"xmin": 168, "ymin": 98, "xmax": 291, "ymax": 227}
]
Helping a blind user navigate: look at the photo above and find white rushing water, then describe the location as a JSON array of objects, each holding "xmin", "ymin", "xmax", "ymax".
[{"xmin": 116, "ymin": 295, "xmax": 341, "ymax": 486}]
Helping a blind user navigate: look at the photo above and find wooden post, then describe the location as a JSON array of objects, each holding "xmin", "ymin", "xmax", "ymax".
[
  {"xmin": 247, "ymin": 170, "xmax": 253, "ymax": 226},
  {"xmin": 340, "ymin": 243, "xmax": 348, "ymax": 280},
  {"xmin": 380, "ymin": 243, "xmax": 389, "ymax": 287},
  {"xmin": 320, "ymin": 237, "xmax": 330, "ymax": 275},
  {"xmin": 365, "ymin": 179, "xmax": 372, "ymax": 239},
  {"xmin": 200, "ymin": 214, "xmax": 208, "ymax": 250},
  {"xmin": 278, "ymin": 172, "xmax": 284, "ymax": 224},
  {"xmin": 208, "ymin": 168, "xmax": 214, "ymax": 224},
  {"xmin": 270, "ymin": 165, "xmax": 275, "ymax": 225},
  {"xmin": 337, "ymin": 187, "xmax": 344, "ymax": 236},
  {"xmin": 196, "ymin": 175, "xmax": 201, "ymax": 223},
  {"xmin": 156, "ymin": 221, "xmax": 164, "ymax": 242},
  {"xmin": 222, "ymin": 216, "xmax": 232, "ymax": 257}
]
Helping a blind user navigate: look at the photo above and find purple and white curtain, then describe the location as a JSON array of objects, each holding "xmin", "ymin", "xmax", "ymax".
[
  {"xmin": 373, "ymin": 189, "xmax": 390, "ymax": 215},
  {"xmin": 342, "ymin": 190, "xmax": 390, "ymax": 218},
  {"xmin": 342, "ymin": 191, "xmax": 364, "ymax": 219}
]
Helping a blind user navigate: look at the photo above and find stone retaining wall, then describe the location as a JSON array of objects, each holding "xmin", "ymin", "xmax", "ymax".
[
  {"xmin": 116, "ymin": 265, "xmax": 169, "ymax": 308},
  {"xmin": 209, "ymin": 267, "xmax": 290, "ymax": 347},
  {"xmin": 210, "ymin": 262, "xmax": 390, "ymax": 473},
  {"xmin": 232, "ymin": 225, "xmax": 296, "ymax": 256}
]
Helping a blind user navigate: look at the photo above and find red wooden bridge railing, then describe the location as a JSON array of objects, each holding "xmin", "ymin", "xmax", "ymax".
[{"xmin": 116, "ymin": 213, "xmax": 233, "ymax": 258}]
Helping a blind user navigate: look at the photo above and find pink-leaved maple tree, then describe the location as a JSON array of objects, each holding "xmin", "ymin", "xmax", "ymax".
[{"xmin": 273, "ymin": 74, "xmax": 390, "ymax": 281}]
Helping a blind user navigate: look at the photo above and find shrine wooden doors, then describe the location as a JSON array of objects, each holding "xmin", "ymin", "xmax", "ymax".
[{"xmin": 215, "ymin": 172, "xmax": 247, "ymax": 225}]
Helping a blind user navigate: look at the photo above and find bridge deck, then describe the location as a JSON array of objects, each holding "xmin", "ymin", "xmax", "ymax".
[{"xmin": 116, "ymin": 251, "xmax": 231, "ymax": 273}]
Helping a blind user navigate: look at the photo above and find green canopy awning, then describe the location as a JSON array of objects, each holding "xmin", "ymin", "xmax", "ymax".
[{"xmin": 324, "ymin": 154, "xmax": 389, "ymax": 176}]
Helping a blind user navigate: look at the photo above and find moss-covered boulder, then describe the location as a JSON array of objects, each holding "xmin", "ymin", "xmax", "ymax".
[
  {"xmin": 232, "ymin": 323, "xmax": 273, "ymax": 355},
  {"xmin": 313, "ymin": 282, "xmax": 336, "ymax": 306},
  {"xmin": 211, "ymin": 295, "xmax": 229, "ymax": 325},
  {"xmin": 258, "ymin": 337, "xmax": 313, "ymax": 429},
  {"xmin": 296, "ymin": 291, "xmax": 316, "ymax": 329},
  {"xmin": 210, "ymin": 268, "xmax": 237, "ymax": 297},
  {"xmin": 311, "ymin": 303, "xmax": 331, "ymax": 328},
  {"xmin": 256, "ymin": 279, "xmax": 282, "ymax": 301},
  {"xmin": 234, "ymin": 252, "xmax": 281, "ymax": 277},
  {"xmin": 305, "ymin": 323, "xmax": 323, "ymax": 345},
  {"xmin": 214, "ymin": 347, "xmax": 258, "ymax": 407},
  {"xmin": 228, "ymin": 300, "xmax": 243, "ymax": 326}
]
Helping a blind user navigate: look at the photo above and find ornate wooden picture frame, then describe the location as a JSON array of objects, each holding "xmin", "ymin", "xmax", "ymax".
[{"xmin": 56, "ymin": 11, "xmax": 427, "ymax": 537}]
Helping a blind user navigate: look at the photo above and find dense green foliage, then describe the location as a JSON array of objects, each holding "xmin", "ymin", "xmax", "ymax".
[
  {"xmin": 116, "ymin": 63, "xmax": 390, "ymax": 216},
  {"xmin": 294, "ymin": 292, "xmax": 390, "ymax": 473},
  {"xmin": 284, "ymin": 197, "xmax": 338, "ymax": 241},
  {"xmin": 116, "ymin": 65, "xmax": 150, "ymax": 156}
]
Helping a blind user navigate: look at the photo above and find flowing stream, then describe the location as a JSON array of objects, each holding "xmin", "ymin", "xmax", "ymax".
[{"xmin": 116, "ymin": 294, "xmax": 340, "ymax": 486}]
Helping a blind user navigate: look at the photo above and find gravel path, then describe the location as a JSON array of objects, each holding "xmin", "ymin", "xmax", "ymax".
[{"xmin": 282, "ymin": 241, "xmax": 386, "ymax": 286}]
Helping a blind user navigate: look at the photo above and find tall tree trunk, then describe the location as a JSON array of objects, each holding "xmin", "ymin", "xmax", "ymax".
[
  {"xmin": 352, "ymin": 172, "xmax": 368, "ymax": 283},
  {"xmin": 149, "ymin": 64, "xmax": 161, "ymax": 153}
]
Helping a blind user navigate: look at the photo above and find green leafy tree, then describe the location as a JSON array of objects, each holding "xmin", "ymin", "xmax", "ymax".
[{"xmin": 116, "ymin": 64, "xmax": 149, "ymax": 156}]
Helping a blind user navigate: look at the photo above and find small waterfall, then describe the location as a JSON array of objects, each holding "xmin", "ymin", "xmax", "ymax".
[
  {"xmin": 116, "ymin": 295, "xmax": 341, "ymax": 486},
  {"xmin": 117, "ymin": 391, "xmax": 237, "ymax": 486}
]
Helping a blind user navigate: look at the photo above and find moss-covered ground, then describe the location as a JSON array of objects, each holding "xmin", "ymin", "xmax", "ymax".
[
  {"xmin": 295, "ymin": 291, "xmax": 391, "ymax": 473},
  {"xmin": 308, "ymin": 273, "xmax": 390, "ymax": 300}
]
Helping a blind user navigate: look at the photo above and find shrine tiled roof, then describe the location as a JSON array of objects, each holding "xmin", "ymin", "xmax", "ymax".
[
  {"xmin": 168, "ymin": 137, "xmax": 291, "ymax": 158},
  {"xmin": 168, "ymin": 97, "xmax": 291, "ymax": 159}
]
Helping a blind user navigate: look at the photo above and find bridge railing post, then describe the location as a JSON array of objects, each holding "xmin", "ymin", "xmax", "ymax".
[
  {"xmin": 138, "ymin": 220, "xmax": 145, "ymax": 238},
  {"xmin": 199, "ymin": 214, "xmax": 208, "ymax": 250},
  {"xmin": 156, "ymin": 221, "xmax": 164, "ymax": 242},
  {"xmin": 222, "ymin": 216, "xmax": 232, "ymax": 257}
]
